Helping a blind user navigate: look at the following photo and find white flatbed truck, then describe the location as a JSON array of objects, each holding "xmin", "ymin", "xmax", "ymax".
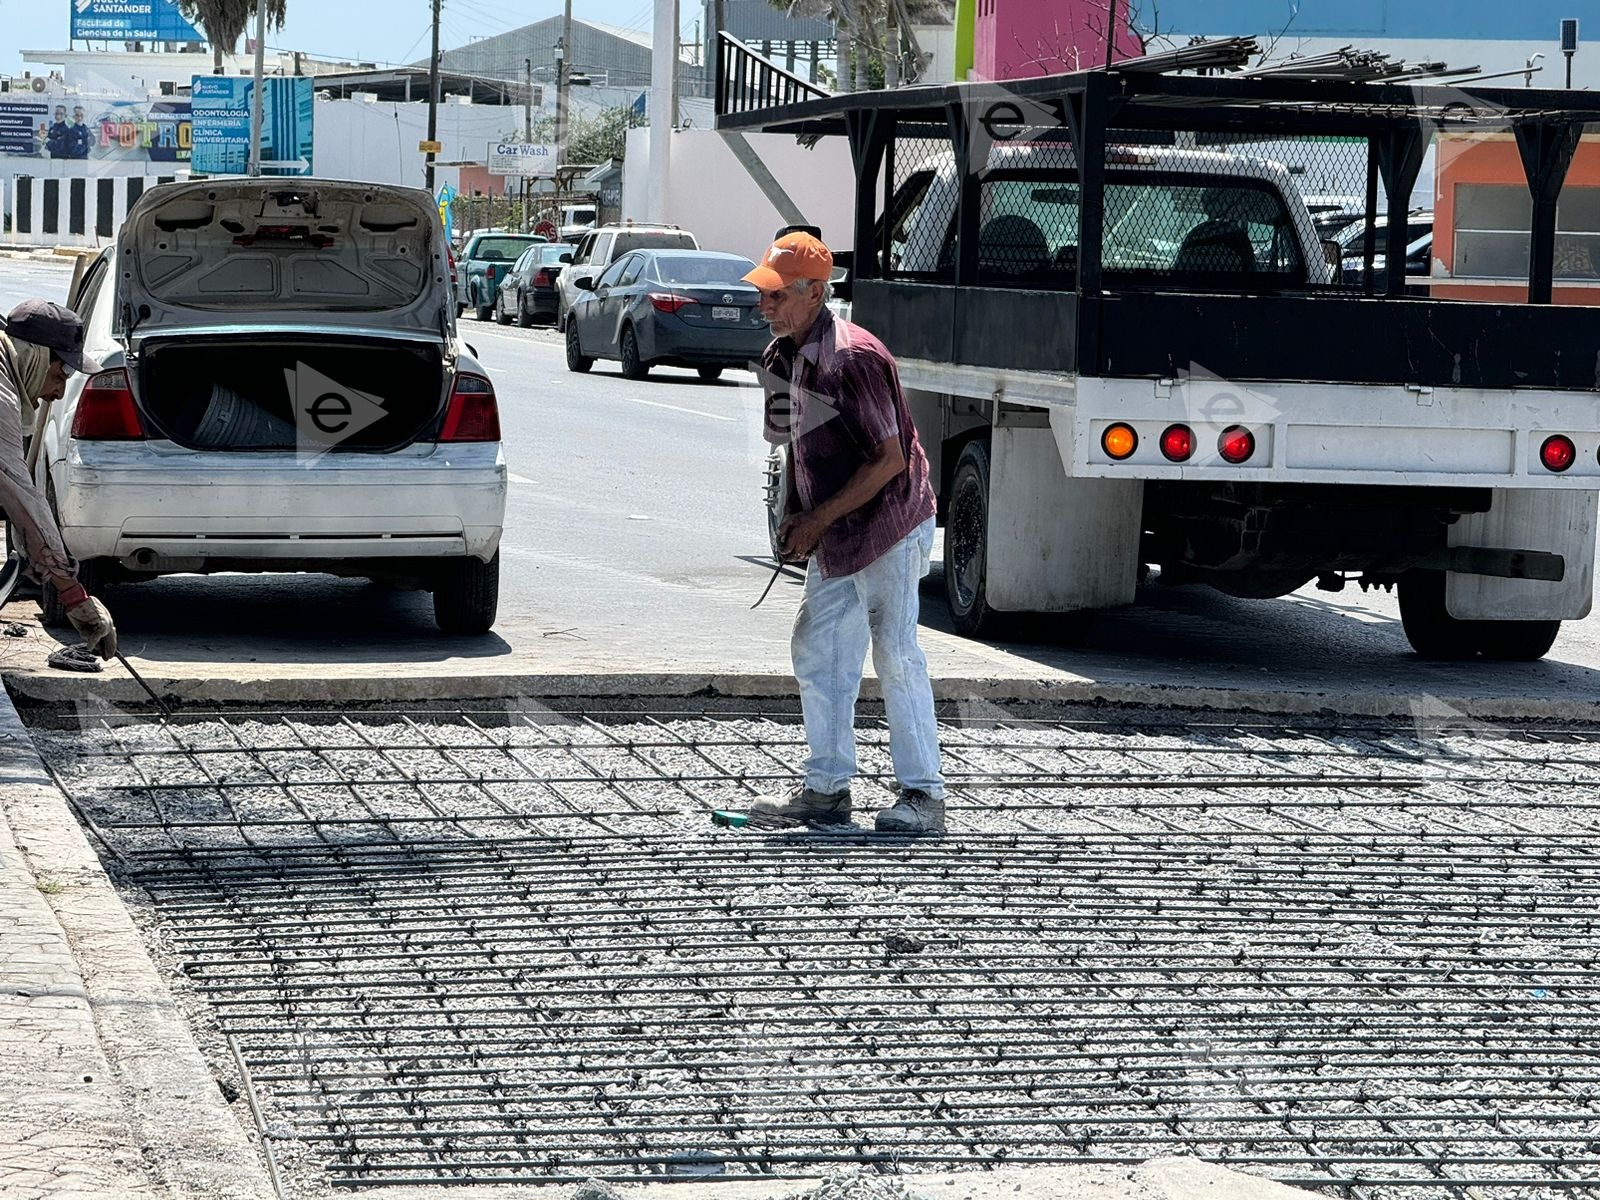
[{"xmin": 719, "ymin": 63, "xmax": 1600, "ymax": 661}]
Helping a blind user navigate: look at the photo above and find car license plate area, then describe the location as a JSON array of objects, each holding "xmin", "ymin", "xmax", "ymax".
[{"xmin": 713, "ymin": 306, "xmax": 740, "ymax": 322}]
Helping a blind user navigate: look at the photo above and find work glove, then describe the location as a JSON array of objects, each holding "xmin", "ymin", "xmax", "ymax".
[{"xmin": 66, "ymin": 596, "xmax": 118, "ymax": 661}]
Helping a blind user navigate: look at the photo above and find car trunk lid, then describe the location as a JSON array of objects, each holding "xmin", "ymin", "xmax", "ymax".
[
  {"xmin": 657, "ymin": 283, "xmax": 765, "ymax": 330},
  {"xmin": 116, "ymin": 179, "xmax": 450, "ymax": 345}
]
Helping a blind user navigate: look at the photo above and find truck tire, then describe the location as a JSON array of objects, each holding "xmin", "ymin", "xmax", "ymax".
[
  {"xmin": 1398, "ymin": 570, "xmax": 1478, "ymax": 659},
  {"xmin": 944, "ymin": 440, "xmax": 1012, "ymax": 638},
  {"xmin": 566, "ymin": 322, "xmax": 593, "ymax": 373},
  {"xmin": 434, "ymin": 552, "xmax": 499, "ymax": 635},
  {"xmin": 1398, "ymin": 569, "xmax": 1559, "ymax": 661},
  {"xmin": 42, "ymin": 558, "xmax": 108, "ymax": 629},
  {"xmin": 765, "ymin": 449, "xmax": 790, "ymax": 563},
  {"xmin": 1474, "ymin": 618, "xmax": 1561, "ymax": 661},
  {"xmin": 620, "ymin": 325, "xmax": 649, "ymax": 380}
]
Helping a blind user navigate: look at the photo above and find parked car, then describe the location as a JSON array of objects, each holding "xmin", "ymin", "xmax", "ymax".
[
  {"xmin": 565, "ymin": 249, "xmax": 770, "ymax": 381},
  {"xmin": 495, "ymin": 242, "xmax": 574, "ymax": 327},
  {"xmin": 457, "ymin": 231, "xmax": 547, "ymax": 321},
  {"xmin": 38, "ymin": 179, "xmax": 507, "ymax": 635},
  {"xmin": 1337, "ymin": 211, "xmax": 1434, "ymax": 292},
  {"xmin": 556, "ymin": 223, "xmax": 699, "ymax": 330}
]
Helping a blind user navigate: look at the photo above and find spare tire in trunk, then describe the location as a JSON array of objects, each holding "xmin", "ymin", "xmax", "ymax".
[{"xmin": 138, "ymin": 337, "xmax": 447, "ymax": 452}]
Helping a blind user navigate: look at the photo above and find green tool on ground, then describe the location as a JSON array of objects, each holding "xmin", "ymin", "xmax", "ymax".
[{"xmin": 711, "ymin": 809, "xmax": 803, "ymax": 831}]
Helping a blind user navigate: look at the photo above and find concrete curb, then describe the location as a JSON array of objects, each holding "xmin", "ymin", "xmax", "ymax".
[
  {"xmin": 0, "ymin": 690, "xmax": 274, "ymax": 1199},
  {"xmin": 339, "ymin": 1160, "xmax": 1320, "ymax": 1200},
  {"xmin": 6, "ymin": 667, "xmax": 1600, "ymax": 723}
]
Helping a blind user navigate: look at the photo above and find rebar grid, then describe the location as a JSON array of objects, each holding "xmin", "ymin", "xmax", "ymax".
[{"xmin": 29, "ymin": 703, "xmax": 1600, "ymax": 1198}]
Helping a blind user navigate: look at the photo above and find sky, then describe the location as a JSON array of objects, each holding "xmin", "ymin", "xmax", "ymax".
[{"xmin": 0, "ymin": 0, "xmax": 707, "ymax": 75}]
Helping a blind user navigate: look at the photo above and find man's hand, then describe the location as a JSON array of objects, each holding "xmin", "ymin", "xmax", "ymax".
[
  {"xmin": 778, "ymin": 511, "xmax": 829, "ymax": 562},
  {"xmin": 66, "ymin": 596, "xmax": 117, "ymax": 660}
]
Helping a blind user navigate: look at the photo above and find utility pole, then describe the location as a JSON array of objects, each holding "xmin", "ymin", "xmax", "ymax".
[
  {"xmin": 556, "ymin": 0, "xmax": 574, "ymax": 224},
  {"xmin": 247, "ymin": 0, "xmax": 266, "ymax": 175},
  {"xmin": 647, "ymin": 0, "xmax": 674, "ymax": 221},
  {"xmin": 425, "ymin": 0, "xmax": 441, "ymax": 191}
]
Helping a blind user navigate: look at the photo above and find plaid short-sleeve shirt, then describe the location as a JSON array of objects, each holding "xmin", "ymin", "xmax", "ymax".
[{"xmin": 761, "ymin": 308, "xmax": 935, "ymax": 579}]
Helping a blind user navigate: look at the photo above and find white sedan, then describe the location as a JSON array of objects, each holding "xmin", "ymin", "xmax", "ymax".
[{"xmin": 34, "ymin": 179, "xmax": 507, "ymax": 634}]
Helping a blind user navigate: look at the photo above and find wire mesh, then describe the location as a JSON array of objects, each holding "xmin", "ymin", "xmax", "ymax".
[{"xmin": 28, "ymin": 703, "xmax": 1600, "ymax": 1196}]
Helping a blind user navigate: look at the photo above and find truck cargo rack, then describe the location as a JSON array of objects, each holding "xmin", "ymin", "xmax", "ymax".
[{"xmin": 716, "ymin": 66, "xmax": 1600, "ymax": 392}]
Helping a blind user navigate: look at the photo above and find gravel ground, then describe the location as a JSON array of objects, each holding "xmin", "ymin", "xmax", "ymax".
[{"xmin": 24, "ymin": 699, "xmax": 1600, "ymax": 1200}]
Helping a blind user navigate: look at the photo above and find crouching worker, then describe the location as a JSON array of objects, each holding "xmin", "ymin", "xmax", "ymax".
[
  {"xmin": 0, "ymin": 301, "xmax": 117, "ymax": 659},
  {"xmin": 746, "ymin": 233, "xmax": 945, "ymax": 834}
]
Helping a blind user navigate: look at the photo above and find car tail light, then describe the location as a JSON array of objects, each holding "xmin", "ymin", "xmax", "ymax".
[
  {"xmin": 534, "ymin": 268, "xmax": 554, "ymax": 286},
  {"xmin": 439, "ymin": 373, "xmax": 500, "ymax": 443},
  {"xmin": 1101, "ymin": 423, "xmax": 1137, "ymax": 461},
  {"xmin": 649, "ymin": 292, "xmax": 693, "ymax": 314},
  {"xmin": 71, "ymin": 369, "xmax": 144, "ymax": 440},
  {"xmin": 1159, "ymin": 424, "xmax": 1194, "ymax": 462},
  {"xmin": 1218, "ymin": 425, "xmax": 1256, "ymax": 464},
  {"xmin": 1541, "ymin": 434, "xmax": 1576, "ymax": 473}
]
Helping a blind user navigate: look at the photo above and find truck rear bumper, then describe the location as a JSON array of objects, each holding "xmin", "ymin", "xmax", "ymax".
[{"xmin": 1071, "ymin": 376, "xmax": 1600, "ymax": 489}]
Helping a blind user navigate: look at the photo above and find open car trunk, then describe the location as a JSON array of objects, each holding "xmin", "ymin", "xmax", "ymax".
[
  {"xmin": 117, "ymin": 179, "xmax": 450, "ymax": 338},
  {"xmin": 137, "ymin": 337, "xmax": 447, "ymax": 452}
]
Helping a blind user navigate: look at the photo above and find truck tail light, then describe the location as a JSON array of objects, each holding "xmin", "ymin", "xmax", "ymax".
[
  {"xmin": 1218, "ymin": 425, "xmax": 1256, "ymax": 464},
  {"xmin": 439, "ymin": 373, "xmax": 500, "ymax": 442},
  {"xmin": 649, "ymin": 292, "xmax": 693, "ymax": 314},
  {"xmin": 1541, "ymin": 434, "xmax": 1576, "ymax": 472},
  {"xmin": 1101, "ymin": 423, "xmax": 1138, "ymax": 461},
  {"xmin": 1159, "ymin": 424, "xmax": 1194, "ymax": 462},
  {"xmin": 71, "ymin": 369, "xmax": 145, "ymax": 440}
]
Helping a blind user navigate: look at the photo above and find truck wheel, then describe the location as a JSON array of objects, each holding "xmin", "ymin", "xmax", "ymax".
[
  {"xmin": 620, "ymin": 326, "xmax": 649, "ymax": 380},
  {"xmin": 1474, "ymin": 618, "xmax": 1561, "ymax": 662},
  {"xmin": 42, "ymin": 559, "xmax": 108, "ymax": 629},
  {"xmin": 944, "ymin": 440, "xmax": 1012, "ymax": 638},
  {"xmin": 765, "ymin": 449, "xmax": 791, "ymax": 562},
  {"xmin": 1400, "ymin": 570, "xmax": 1562, "ymax": 661},
  {"xmin": 1398, "ymin": 570, "xmax": 1478, "ymax": 659},
  {"xmin": 566, "ymin": 323, "xmax": 593, "ymax": 373},
  {"xmin": 434, "ymin": 552, "xmax": 499, "ymax": 635}
]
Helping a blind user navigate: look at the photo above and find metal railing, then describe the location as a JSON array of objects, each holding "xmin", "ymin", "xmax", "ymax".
[{"xmin": 716, "ymin": 31, "xmax": 830, "ymax": 118}]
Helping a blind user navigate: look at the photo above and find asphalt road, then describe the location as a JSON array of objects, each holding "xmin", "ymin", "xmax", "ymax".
[{"xmin": 5, "ymin": 252, "xmax": 1600, "ymax": 712}]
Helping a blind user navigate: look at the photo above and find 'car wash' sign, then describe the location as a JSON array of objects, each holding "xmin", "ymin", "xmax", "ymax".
[{"xmin": 487, "ymin": 142, "xmax": 556, "ymax": 177}]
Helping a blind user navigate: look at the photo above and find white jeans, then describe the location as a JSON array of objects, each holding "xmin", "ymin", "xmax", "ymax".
[{"xmin": 791, "ymin": 516, "xmax": 945, "ymax": 799}]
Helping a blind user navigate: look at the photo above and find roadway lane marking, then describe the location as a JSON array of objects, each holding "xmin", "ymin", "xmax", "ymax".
[{"xmin": 615, "ymin": 395, "xmax": 736, "ymax": 422}]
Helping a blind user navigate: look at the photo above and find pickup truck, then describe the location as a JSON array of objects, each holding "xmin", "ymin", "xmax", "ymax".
[
  {"xmin": 720, "ymin": 66, "xmax": 1600, "ymax": 661},
  {"xmin": 556, "ymin": 223, "xmax": 699, "ymax": 330},
  {"xmin": 457, "ymin": 232, "xmax": 548, "ymax": 321}
]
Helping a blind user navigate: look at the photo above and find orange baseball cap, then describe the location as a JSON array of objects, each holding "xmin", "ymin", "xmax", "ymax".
[{"xmin": 743, "ymin": 231, "xmax": 834, "ymax": 291}]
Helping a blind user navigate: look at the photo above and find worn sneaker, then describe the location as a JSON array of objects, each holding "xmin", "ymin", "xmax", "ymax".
[
  {"xmin": 875, "ymin": 789, "xmax": 945, "ymax": 834},
  {"xmin": 749, "ymin": 786, "xmax": 853, "ymax": 826}
]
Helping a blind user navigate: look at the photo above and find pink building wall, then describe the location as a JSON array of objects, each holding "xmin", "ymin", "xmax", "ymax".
[{"xmin": 974, "ymin": 0, "xmax": 1144, "ymax": 80}]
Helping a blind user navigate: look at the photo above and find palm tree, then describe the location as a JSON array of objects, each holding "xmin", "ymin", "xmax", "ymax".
[{"xmin": 178, "ymin": 0, "xmax": 289, "ymax": 74}]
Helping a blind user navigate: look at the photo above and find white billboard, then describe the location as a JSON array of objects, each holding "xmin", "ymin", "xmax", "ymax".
[{"xmin": 487, "ymin": 141, "xmax": 556, "ymax": 177}]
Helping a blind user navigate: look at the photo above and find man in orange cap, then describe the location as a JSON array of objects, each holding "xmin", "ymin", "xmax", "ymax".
[{"xmin": 745, "ymin": 231, "xmax": 945, "ymax": 834}]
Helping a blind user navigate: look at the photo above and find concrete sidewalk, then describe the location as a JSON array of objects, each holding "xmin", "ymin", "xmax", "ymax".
[{"xmin": 0, "ymin": 689, "xmax": 273, "ymax": 1200}]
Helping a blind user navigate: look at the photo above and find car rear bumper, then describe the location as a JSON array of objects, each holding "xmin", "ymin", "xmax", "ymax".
[
  {"xmin": 638, "ymin": 315, "xmax": 770, "ymax": 366},
  {"xmin": 54, "ymin": 441, "xmax": 507, "ymax": 565}
]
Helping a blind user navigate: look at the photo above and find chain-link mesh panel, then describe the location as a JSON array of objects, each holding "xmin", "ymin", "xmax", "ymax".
[{"xmin": 882, "ymin": 132, "xmax": 958, "ymax": 282}]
